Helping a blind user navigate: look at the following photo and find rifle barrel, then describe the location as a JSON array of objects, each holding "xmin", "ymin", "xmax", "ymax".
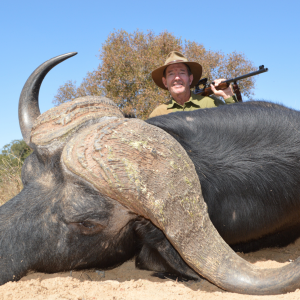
[{"xmin": 222, "ymin": 67, "xmax": 268, "ymax": 84}]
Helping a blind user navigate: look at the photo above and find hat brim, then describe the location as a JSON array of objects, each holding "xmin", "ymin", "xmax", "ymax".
[{"xmin": 152, "ymin": 61, "xmax": 202, "ymax": 90}]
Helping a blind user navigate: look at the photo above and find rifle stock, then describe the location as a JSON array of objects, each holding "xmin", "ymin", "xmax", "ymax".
[{"xmin": 199, "ymin": 82, "xmax": 230, "ymax": 97}]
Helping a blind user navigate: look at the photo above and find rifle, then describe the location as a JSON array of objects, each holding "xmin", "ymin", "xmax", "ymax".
[{"xmin": 193, "ymin": 65, "xmax": 268, "ymax": 102}]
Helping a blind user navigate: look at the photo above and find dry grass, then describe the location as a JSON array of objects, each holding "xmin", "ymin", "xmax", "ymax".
[{"xmin": 0, "ymin": 155, "xmax": 23, "ymax": 206}]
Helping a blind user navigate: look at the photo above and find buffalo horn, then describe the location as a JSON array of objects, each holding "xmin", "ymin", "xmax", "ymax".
[
  {"xmin": 19, "ymin": 52, "xmax": 77, "ymax": 147},
  {"xmin": 62, "ymin": 117, "xmax": 300, "ymax": 295}
]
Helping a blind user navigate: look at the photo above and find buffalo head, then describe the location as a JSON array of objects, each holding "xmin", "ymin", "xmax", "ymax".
[{"xmin": 1, "ymin": 53, "xmax": 300, "ymax": 295}]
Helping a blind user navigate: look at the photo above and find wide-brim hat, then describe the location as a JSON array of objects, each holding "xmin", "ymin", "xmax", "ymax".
[{"xmin": 152, "ymin": 51, "xmax": 202, "ymax": 90}]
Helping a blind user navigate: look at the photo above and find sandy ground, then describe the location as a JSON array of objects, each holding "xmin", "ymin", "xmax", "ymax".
[{"xmin": 2, "ymin": 238, "xmax": 300, "ymax": 300}]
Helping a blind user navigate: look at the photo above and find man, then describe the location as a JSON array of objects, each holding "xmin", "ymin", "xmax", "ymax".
[{"xmin": 149, "ymin": 51, "xmax": 237, "ymax": 118}]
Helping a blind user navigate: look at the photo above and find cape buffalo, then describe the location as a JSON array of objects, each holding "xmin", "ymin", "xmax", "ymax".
[{"xmin": 1, "ymin": 52, "xmax": 300, "ymax": 295}]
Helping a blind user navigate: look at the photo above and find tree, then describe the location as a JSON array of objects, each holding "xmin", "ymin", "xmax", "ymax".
[
  {"xmin": 0, "ymin": 139, "xmax": 32, "ymax": 166},
  {"xmin": 0, "ymin": 140, "xmax": 30, "ymax": 204},
  {"xmin": 53, "ymin": 29, "xmax": 257, "ymax": 119}
]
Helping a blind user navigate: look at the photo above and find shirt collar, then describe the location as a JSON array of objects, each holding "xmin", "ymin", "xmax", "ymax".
[{"xmin": 167, "ymin": 93, "xmax": 201, "ymax": 109}]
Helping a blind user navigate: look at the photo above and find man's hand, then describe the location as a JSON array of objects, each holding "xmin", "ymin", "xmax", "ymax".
[{"xmin": 210, "ymin": 78, "xmax": 234, "ymax": 100}]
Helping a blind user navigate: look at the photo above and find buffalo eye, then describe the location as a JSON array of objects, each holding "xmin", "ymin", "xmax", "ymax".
[
  {"xmin": 80, "ymin": 221, "xmax": 95, "ymax": 228},
  {"xmin": 69, "ymin": 221, "xmax": 105, "ymax": 235}
]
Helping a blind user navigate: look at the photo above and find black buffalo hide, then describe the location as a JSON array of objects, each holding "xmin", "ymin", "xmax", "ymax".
[{"xmin": 146, "ymin": 101, "xmax": 300, "ymax": 253}]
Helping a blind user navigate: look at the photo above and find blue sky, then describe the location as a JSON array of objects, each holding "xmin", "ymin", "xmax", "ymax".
[{"xmin": 1, "ymin": 0, "xmax": 299, "ymax": 150}]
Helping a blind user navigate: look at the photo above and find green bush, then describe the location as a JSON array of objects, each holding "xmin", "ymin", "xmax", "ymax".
[
  {"xmin": 0, "ymin": 154, "xmax": 23, "ymax": 205},
  {"xmin": 0, "ymin": 140, "xmax": 31, "ymax": 205}
]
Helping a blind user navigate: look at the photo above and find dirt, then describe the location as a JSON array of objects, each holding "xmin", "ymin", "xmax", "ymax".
[{"xmin": 1, "ymin": 238, "xmax": 300, "ymax": 300}]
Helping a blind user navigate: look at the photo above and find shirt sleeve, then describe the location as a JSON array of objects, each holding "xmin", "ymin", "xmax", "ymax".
[
  {"xmin": 224, "ymin": 94, "xmax": 237, "ymax": 104},
  {"xmin": 209, "ymin": 94, "xmax": 237, "ymax": 105}
]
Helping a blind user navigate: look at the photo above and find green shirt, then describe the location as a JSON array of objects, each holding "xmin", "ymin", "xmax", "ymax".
[{"xmin": 149, "ymin": 93, "xmax": 237, "ymax": 118}]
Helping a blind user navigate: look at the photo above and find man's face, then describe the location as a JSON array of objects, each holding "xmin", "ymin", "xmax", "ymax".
[{"xmin": 162, "ymin": 63, "xmax": 193, "ymax": 97}]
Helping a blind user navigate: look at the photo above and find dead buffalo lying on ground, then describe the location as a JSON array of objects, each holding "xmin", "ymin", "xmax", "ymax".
[{"xmin": 1, "ymin": 52, "xmax": 300, "ymax": 295}]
